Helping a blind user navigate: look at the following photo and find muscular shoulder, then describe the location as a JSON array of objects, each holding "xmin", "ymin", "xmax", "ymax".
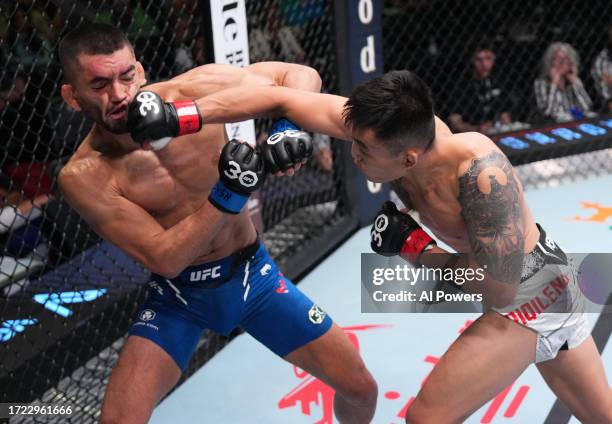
[
  {"xmin": 451, "ymin": 132, "xmax": 504, "ymax": 177},
  {"xmin": 59, "ymin": 153, "xmax": 116, "ymax": 201}
]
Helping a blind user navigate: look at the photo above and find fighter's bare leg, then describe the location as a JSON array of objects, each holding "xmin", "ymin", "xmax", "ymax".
[
  {"xmin": 284, "ymin": 323, "xmax": 378, "ymax": 424},
  {"xmin": 406, "ymin": 311, "xmax": 536, "ymax": 424},
  {"xmin": 536, "ymin": 335, "xmax": 612, "ymax": 423},
  {"xmin": 100, "ymin": 336, "xmax": 181, "ymax": 424}
]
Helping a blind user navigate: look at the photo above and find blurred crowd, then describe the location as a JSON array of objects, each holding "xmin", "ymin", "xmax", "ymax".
[
  {"xmin": 447, "ymin": 37, "xmax": 610, "ymax": 135},
  {"xmin": 384, "ymin": 0, "xmax": 612, "ymax": 134}
]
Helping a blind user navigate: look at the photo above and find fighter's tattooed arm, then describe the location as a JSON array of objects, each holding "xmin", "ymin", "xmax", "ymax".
[{"xmin": 458, "ymin": 151, "xmax": 525, "ymax": 284}]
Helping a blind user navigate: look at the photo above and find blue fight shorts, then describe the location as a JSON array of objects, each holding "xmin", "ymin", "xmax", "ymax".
[{"xmin": 128, "ymin": 238, "xmax": 333, "ymax": 370}]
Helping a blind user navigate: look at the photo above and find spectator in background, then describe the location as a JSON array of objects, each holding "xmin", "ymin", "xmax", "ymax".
[
  {"xmin": 191, "ymin": 36, "xmax": 207, "ymax": 66},
  {"xmin": 7, "ymin": 3, "xmax": 61, "ymax": 69},
  {"xmin": 591, "ymin": 26, "xmax": 612, "ymax": 113},
  {"xmin": 172, "ymin": 16, "xmax": 207, "ymax": 75},
  {"xmin": 0, "ymin": 70, "xmax": 55, "ymax": 237},
  {"xmin": 534, "ymin": 42, "xmax": 594, "ymax": 122},
  {"xmin": 448, "ymin": 42, "xmax": 516, "ymax": 134},
  {"xmin": 0, "ymin": 71, "xmax": 54, "ymax": 167},
  {"xmin": 173, "ymin": 15, "xmax": 196, "ymax": 74},
  {"xmin": 249, "ymin": 3, "xmax": 305, "ymax": 64},
  {"xmin": 0, "ymin": 71, "xmax": 51, "ymax": 259}
]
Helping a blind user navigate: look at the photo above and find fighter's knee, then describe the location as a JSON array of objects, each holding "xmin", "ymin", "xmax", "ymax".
[
  {"xmin": 586, "ymin": 399, "xmax": 612, "ymax": 424},
  {"xmin": 405, "ymin": 400, "xmax": 427, "ymax": 424}
]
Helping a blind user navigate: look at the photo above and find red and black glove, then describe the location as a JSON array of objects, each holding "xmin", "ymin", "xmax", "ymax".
[
  {"xmin": 370, "ymin": 201, "xmax": 436, "ymax": 265},
  {"xmin": 128, "ymin": 90, "xmax": 202, "ymax": 150}
]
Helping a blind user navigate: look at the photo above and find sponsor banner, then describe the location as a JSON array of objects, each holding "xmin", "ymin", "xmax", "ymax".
[
  {"xmin": 334, "ymin": 0, "xmax": 389, "ymax": 226},
  {"xmin": 208, "ymin": 0, "xmax": 256, "ymax": 145},
  {"xmin": 361, "ymin": 253, "xmax": 612, "ymax": 313}
]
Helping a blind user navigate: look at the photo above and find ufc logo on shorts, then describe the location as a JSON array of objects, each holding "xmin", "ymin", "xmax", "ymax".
[
  {"xmin": 371, "ymin": 214, "xmax": 388, "ymax": 248},
  {"xmin": 224, "ymin": 161, "xmax": 258, "ymax": 187},
  {"xmin": 136, "ymin": 91, "xmax": 160, "ymax": 117},
  {"xmin": 190, "ymin": 266, "xmax": 221, "ymax": 282}
]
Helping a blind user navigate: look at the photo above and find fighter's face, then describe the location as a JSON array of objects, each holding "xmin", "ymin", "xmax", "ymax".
[
  {"xmin": 64, "ymin": 46, "xmax": 145, "ymax": 134},
  {"xmin": 350, "ymin": 129, "xmax": 413, "ymax": 183}
]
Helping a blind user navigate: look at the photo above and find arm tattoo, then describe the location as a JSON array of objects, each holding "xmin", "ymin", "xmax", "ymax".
[{"xmin": 458, "ymin": 151, "xmax": 525, "ymax": 284}]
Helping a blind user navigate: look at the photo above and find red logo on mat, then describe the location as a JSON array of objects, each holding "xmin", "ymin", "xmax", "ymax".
[
  {"xmin": 278, "ymin": 325, "xmax": 389, "ymax": 424},
  {"xmin": 278, "ymin": 321, "xmax": 530, "ymax": 423}
]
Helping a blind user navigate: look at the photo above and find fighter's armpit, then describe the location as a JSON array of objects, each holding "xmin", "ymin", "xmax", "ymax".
[{"xmin": 458, "ymin": 151, "xmax": 524, "ymax": 284}]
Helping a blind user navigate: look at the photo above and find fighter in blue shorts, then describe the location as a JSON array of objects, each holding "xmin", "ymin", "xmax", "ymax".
[
  {"xmin": 57, "ymin": 24, "xmax": 377, "ymax": 424},
  {"xmin": 130, "ymin": 237, "xmax": 332, "ymax": 371}
]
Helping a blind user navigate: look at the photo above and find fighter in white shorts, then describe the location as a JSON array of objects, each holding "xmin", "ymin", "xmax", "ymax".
[
  {"xmin": 493, "ymin": 223, "xmax": 589, "ymax": 364},
  {"xmin": 182, "ymin": 69, "xmax": 612, "ymax": 423}
]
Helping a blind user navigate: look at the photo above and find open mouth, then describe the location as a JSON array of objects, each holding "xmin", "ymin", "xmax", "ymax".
[{"xmin": 109, "ymin": 105, "xmax": 127, "ymax": 120}]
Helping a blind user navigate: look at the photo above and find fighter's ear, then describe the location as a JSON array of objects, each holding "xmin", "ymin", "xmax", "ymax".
[
  {"xmin": 136, "ymin": 61, "xmax": 147, "ymax": 86},
  {"xmin": 404, "ymin": 148, "xmax": 418, "ymax": 168},
  {"xmin": 61, "ymin": 84, "xmax": 81, "ymax": 111}
]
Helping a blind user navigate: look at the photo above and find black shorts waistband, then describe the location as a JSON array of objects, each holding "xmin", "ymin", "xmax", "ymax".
[{"xmin": 521, "ymin": 224, "xmax": 568, "ymax": 283}]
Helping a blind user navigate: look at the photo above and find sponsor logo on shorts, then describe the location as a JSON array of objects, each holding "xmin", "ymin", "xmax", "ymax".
[
  {"xmin": 505, "ymin": 274, "xmax": 570, "ymax": 325},
  {"xmin": 276, "ymin": 278, "xmax": 288, "ymax": 294},
  {"xmin": 544, "ymin": 236, "xmax": 558, "ymax": 251},
  {"xmin": 308, "ymin": 304, "xmax": 326, "ymax": 325},
  {"xmin": 140, "ymin": 309, "xmax": 156, "ymax": 322},
  {"xmin": 260, "ymin": 264, "xmax": 272, "ymax": 276}
]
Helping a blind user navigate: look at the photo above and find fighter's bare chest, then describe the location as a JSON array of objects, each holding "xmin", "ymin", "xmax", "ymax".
[
  {"xmin": 115, "ymin": 141, "xmax": 222, "ymax": 215},
  {"xmin": 391, "ymin": 179, "xmax": 468, "ymax": 244}
]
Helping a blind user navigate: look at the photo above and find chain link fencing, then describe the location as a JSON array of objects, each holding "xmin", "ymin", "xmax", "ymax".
[
  {"xmin": 2, "ymin": 0, "xmax": 611, "ymax": 421},
  {"xmin": 0, "ymin": 0, "xmax": 347, "ymax": 421},
  {"xmin": 382, "ymin": 0, "xmax": 612, "ymax": 188}
]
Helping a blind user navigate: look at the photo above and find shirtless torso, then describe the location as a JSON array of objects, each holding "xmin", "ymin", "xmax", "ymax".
[
  {"xmin": 65, "ymin": 108, "xmax": 251, "ymax": 263},
  {"xmin": 57, "ymin": 35, "xmax": 377, "ymax": 423},
  {"xmin": 59, "ymin": 61, "xmax": 306, "ymax": 273}
]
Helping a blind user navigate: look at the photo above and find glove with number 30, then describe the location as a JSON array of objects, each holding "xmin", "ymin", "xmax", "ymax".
[
  {"xmin": 128, "ymin": 90, "xmax": 202, "ymax": 150},
  {"xmin": 208, "ymin": 140, "xmax": 266, "ymax": 214},
  {"xmin": 370, "ymin": 201, "xmax": 436, "ymax": 265}
]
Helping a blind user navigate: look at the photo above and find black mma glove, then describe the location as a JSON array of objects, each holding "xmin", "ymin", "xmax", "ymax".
[
  {"xmin": 128, "ymin": 90, "xmax": 202, "ymax": 150},
  {"xmin": 370, "ymin": 201, "xmax": 436, "ymax": 265},
  {"xmin": 208, "ymin": 140, "xmax": 266, "ymax": 214},
  {"xmin": 262, "ymin": 118, "xmax": 313, "ymax": 173}
]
